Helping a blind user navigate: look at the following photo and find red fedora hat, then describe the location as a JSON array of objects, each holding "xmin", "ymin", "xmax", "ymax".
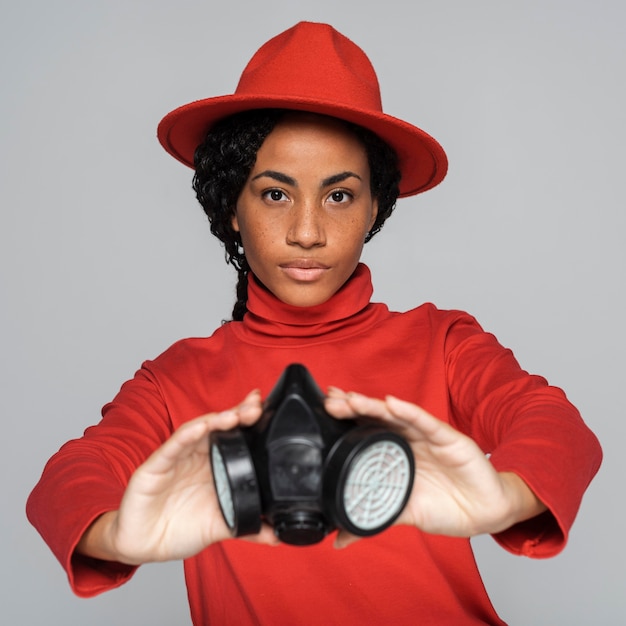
[{"xmin": 157, "ymin": 21, "xmax": 447, "ymax": 197}]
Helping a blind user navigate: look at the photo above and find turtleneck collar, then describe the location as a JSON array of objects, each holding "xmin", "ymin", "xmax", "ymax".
[{"xmin": 229, "ymin": 263, "xmax": 390, "ymax": 346}]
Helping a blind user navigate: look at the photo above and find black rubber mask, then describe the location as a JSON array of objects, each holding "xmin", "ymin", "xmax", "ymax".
[{"xmin": 210, "ymin": 364, "xmax": 414, "ymax": 546}]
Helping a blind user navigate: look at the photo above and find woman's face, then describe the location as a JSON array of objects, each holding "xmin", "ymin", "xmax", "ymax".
[{"xmin": 232, "ymin": 114, "xmax": 378, "ymax": 308}]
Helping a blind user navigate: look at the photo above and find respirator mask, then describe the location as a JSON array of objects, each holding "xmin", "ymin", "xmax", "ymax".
[{"xmin": 210, "ymin": 364, "xmax": 414, "ymax": 546}]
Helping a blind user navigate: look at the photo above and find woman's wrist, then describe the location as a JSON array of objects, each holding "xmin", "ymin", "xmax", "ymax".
[
  {"xmin": 498, "ymin": 472, "xmax": 547, "ymax": 531},
  {"xmin": 75, "ymin": 511, "xmax": 129, "ymax": 564}
]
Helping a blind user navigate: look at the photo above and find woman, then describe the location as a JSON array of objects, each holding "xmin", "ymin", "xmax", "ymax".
[{"xmin": 27, "ymin": 22, "xmax": 601, "ymax": 625}]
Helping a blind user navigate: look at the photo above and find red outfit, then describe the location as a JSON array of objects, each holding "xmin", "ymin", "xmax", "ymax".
[{"xmin": 27, "ymin": 264, "xmax": 601, "ymax": 625}]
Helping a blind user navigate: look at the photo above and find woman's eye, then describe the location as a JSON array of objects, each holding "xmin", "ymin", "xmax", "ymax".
[
  {"xmin": 328, "ymin": 191, "xmax": 351, "ymax": 204},
  {"xmin": 264, "ymin": 189, "xmax": 287, "ymax": 202}
]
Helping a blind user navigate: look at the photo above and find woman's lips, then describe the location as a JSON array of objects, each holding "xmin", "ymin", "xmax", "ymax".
[{"xmin": 280, "ymin": 262, "xmax": 328, "ymax": 282}]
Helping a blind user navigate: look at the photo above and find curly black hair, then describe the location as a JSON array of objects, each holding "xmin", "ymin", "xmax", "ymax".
[{"xmin": 192, "ymin": 109, "xmax": 401, "ymax": 321}]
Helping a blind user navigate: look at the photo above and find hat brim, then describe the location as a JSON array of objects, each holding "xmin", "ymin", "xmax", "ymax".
[{"xmin": 157, "ymin": 95, "xmax": 448, "ymax": 198}]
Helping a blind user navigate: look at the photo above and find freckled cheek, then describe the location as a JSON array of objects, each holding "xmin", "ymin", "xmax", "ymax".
[
  {"xmin": 243, "ymin": 227, "xmax": 279, "ymax": 260},
  {"xmin": 335, "ymin": 217, "xmax": 370, "ymax": 246}
]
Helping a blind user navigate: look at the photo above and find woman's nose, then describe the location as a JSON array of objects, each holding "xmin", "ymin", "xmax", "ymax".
[{"xmin": 286, "ymin": 203, "xmax": 326, "ymax": 248}]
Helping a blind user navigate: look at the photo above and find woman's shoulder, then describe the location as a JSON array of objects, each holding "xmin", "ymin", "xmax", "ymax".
[
  {"xmin": 140, "ymin": 322, "xmax": 239, "ymax": 372},
  {"xmin": 394, "ymin": 300, "xmax": 482, "ymax": 328}
]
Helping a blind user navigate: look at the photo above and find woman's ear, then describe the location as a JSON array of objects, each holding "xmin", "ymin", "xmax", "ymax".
[
  {"xmin": 368, "ymin": 200, "xmax": 379, "ymax": 232},
  {"xmin": 231, "ymin": 212, "xmax": 240, "ymax": 233}
]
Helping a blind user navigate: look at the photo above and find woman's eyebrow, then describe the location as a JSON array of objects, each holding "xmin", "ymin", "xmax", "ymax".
[
  {"xmin": 251, "ymin": 170, "xmax": 296, "ymax": 186},
  {"xmin": 321, "ymin": 171, "xmax": 362, "ymax": 187}
]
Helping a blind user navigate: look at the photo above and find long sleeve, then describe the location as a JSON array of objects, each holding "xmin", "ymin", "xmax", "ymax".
[
  {"xmin": 443, "ymin": 315, "xmax": 602, "ymax": 557},
  {"xmin": 26, "ymin": 366, "xmax": 173, "ymax": 596}
]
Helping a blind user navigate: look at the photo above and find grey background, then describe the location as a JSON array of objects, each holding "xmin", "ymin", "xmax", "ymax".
[{"xmin": 2, "ymin": 0, "xmax": 624, "ymax": 624}]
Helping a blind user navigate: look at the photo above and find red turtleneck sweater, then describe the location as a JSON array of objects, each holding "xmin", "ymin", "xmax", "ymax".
[{"xmin": 27, "ymin": 264, "xmax": 601, "ymax": 625}]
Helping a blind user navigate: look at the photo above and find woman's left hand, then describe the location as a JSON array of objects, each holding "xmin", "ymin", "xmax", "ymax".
[{"xmin": 324, "ymin": 388, "xmax": 546, "ymax": 546}]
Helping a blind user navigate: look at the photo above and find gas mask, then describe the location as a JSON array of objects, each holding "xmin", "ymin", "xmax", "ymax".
[{"xmin": 210, "ymin": 364, "xmax": 414, "ymax": 546}]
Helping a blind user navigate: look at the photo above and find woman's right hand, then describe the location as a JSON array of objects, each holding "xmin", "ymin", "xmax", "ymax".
[{"xmin": 75, "ymin": 390, "xmax": 279, "ymax": 565}]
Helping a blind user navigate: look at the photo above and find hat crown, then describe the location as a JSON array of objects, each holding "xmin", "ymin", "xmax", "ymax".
[
  {"xmin": 235, "ymin": 22, "xmax": 383, "ymax": 111},
  {"xmin": 157, "ymin": 21, "xmax": 447, "ymax": 196}
]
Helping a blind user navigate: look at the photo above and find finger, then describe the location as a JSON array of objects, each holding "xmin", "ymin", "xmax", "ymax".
[
  {"xmin": 324, "ymin": 394, "xmax": 358, "ymax": 419},
  {"xmin": 330, "ymin": 392, "xmax": 461, "ymax": 448},
  {"xmin": 142, "ymin": 418, "xmax": 213, "ymax": 471},
  {"xmin": 325, "ymin": 388, "xmax": 391, "ymax": 421},
  {"xmin": 240, "ymin": 523, "xmax": 281, "ymax": 547},
  {"xmin": 144, "ymin": 409, "xmax": 242, "ymax": 474},
  {"xmin": 236, "ymin": 389, "xmax": 263, "ymax": 426},
  {"xmin": 326, "ymin": 385, "xmax": 348, "ymax": 398},
  {"xmin": 333, "ymin": 530, "xmax": 362, "ymax": 549},
  {"xmin": 142, "ymin": 390, "xmax": 263, "ymax": 476},
  {"xmin": 330, "ymin": 391, "xmax": 395, "ymax": 422},
  {"xmin": 385, "ymin": 395, "xmax": 461, "ymax": 445}
]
